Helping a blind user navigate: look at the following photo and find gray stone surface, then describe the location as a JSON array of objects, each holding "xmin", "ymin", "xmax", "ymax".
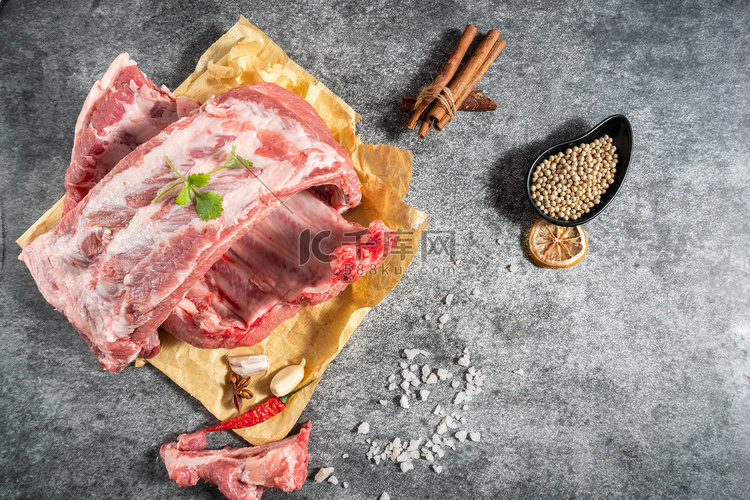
[{"xmin": 1, "ymin": 0, "xmax": 749, "ymax": 498}]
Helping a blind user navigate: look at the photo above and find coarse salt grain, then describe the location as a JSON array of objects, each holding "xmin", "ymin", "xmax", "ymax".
[
  {"xmin": 438, "ymin": 314, "xmax": 450, "ymax": 324},
  {"xmin": 470, "ymin": 432, "xmax": 481, "ymax": 442},
  {"xmin": 358, "ymin": 422, "xmax": 370, "ymax": 434},
  {"xmin": 420, "ymin": 389, "xmax": 430, "ymax": 401},
  {"xmin": 314, "ymin": 467, "xmax": 334, "ymax": 482},
  {"xmin": 328, "ymin": 476, "xmax": 339, "ymax": 485},
  {"xmin": 380, "ymin": 493, "xmax": 391, "ymax": 500},
  {"xmin": 455, "ymin": 430, "xmax": 467, "ymax": 442},
  {"xmin": 401, "ymin": 462, "xmax": 414, "ymax": 472},
  {"xmin": 403, "ymin": 349, "xmax": 428, "ymax": 360},
  {"xmin": 444, "ymin": 294, "xmax": 454, "ymax": 305},
  {"xmin": 457, "ymin": 355, "xmax": 470, "ymax": 367},
  {"xmin": 400, "ymin": 395, "xmax": 410, "ymax": 408},
  {"xmin": 433, "ymin": 464, "xmax": 443, "ymax": 473}
]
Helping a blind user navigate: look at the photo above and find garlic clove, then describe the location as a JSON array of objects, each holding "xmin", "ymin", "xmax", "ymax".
[
  {"xmin": 270, "ymin": 359, "xmax": 306, "ymax": 397},
  {"xmin": 227, "ymin": 354, "xmax": 269, "ymax": 378}
]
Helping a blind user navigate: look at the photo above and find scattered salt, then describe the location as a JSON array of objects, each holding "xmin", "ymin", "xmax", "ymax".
[{"xmin": 327, "ymin": 475, "xmax": 339, "ymax": 485}]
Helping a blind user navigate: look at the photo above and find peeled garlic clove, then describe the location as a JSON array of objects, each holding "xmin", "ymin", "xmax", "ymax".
[
  {"xmin": 270, "ymin": 359, "xmax": 306, "ymax": 397},
  {"xmin": 228, "ymin": 354, "xmax": 269, "ymax": 378}
]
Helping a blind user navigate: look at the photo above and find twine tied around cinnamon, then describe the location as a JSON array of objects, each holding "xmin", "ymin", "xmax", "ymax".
[{"xmin": 413, "ymin": 84, "xmax": 458, "ymax": 123}]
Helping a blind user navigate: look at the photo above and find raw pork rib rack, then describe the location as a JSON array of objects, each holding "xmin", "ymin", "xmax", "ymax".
[{"xmin": 21, "ymin": 56, "xmax": 392, "ymax": 371}]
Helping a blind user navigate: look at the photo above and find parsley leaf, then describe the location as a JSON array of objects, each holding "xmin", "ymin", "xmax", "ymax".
[
  {"xmin": 152, "ymin": 148, "xmax": 253, "ymax": 222},
  {"xmin": 195, "ymin": 191, "xmax": 224, "ymax": 221},
  {"xmin": 222, "ymin": 146, "xmax": 253, "ymax": 170},
  {"xmin": 187, "ymin": 173, "xmax": 210, "ymax": 188},
  {"xmin": 175, "ymin": 185, "xmax": 192, "ymax": 205}
]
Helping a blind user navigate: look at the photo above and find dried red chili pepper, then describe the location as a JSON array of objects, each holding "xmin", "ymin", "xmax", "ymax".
[{"xmin": 201, "ymin": 379, "xmax": 316, "ymax": 433}]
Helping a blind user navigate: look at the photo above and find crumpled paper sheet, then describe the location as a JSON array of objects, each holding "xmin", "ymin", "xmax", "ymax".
[{"xmin": 17, "ymin": 16, "xmax": 427, "ymax": 445}]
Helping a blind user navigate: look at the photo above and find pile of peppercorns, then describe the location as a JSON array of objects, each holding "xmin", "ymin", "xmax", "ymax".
[{"xmin": 531, "ymin": 135, "xmax": 618, "ymax": 221}]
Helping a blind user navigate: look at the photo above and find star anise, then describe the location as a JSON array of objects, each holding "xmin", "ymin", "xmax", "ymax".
[{"xmin": 230, "ymin": 371, "xmax": 254, "ymax": 412}]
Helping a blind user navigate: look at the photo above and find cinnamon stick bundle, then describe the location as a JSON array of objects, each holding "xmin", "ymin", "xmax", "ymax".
[
  {"xmin": 406, "ymin": 26, "xmax": 506, "ymax": 139},
  {"xmin": 407, "ymin": 24, "xmax": 477, "ymax": 130},
  {"xmin": 435, "ymin": 39, "xmax": 506, "ymax": 130}
]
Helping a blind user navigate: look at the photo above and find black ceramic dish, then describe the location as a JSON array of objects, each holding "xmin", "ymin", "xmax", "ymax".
[{"xmin": 526, "ymin": 114, "xmax": 632, "ymax": 227}]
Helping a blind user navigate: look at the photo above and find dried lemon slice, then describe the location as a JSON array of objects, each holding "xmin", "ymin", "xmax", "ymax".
[{"xmin": 528, "ymin": 218, "xmax": 587, "ymax": 268}]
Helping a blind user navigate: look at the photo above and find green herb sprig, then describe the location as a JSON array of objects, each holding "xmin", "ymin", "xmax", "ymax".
[{"xmin": 152, "ymin": 147, "xmax": 253, "ymax": 221}]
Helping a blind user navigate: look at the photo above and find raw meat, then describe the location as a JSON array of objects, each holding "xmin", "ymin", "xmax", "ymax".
[
  {"xmin": 20, "ymin": 83, "xmax": 361, "ymax": 371},
  {"xmin": 160, "ymin": 421, "xmax": 311, "ymax": 500},
  {"xmin": 63, "ymin": 53, "xmax": 198, "ymax": 213},
  {"xmin": 164, "ymin": 190, "xmax": 396, "ymax": 348},
  {"xmin": 56, "ymin": 54, "xmax": 394, "ymax": 352}
]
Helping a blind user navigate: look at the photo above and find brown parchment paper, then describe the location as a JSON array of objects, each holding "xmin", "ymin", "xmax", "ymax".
[{"xmin": 17, "ymin": 16, "xmax": 427, "ymax": 445}]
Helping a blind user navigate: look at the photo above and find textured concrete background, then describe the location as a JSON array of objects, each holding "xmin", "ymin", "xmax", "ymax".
[{"xmin": 1, "ymin": 0, "xmax": 749, "ymax": 499}]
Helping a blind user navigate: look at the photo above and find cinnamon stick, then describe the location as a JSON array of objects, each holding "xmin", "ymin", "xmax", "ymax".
[
  {"xmin": 435, "ymin": 38, "xmax": 506, "ymax": 130},
  {"xmin": 419, "ymin": 29, "xmax": 501, "ymax": 138},
  {"xmin": 402, "ymin": 90, "xmax": 496, "ymax": 111},
  {"xmin": 406, "ymin": 25, "xmax": 477, "ymax": 130}
]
